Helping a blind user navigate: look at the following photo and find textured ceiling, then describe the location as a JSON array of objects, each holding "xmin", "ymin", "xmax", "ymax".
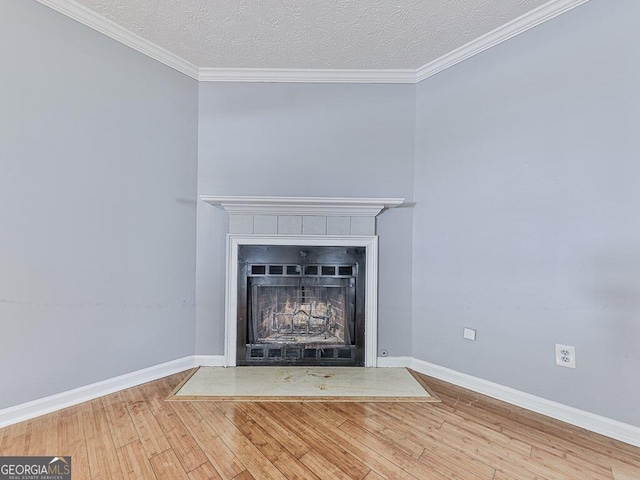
[{"xmin": 71, "ymin": 0, "xmax": 550, "ymax": 70}]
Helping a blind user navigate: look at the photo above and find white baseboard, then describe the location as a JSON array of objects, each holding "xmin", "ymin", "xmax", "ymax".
[
  {"xmin": 411, "ymin": 358, "xmax": 640, "ymax": 448},
  {"xmin": 3, "ymin": 354, "xmax": 638, "ymax": 449},
  {"xmin": 377, "ymin": 356, "xmax": 412, "ymax": 368},
  {"xmin": 0, "ymin": 356, "xmax": 195, "ymax": 428},
  {"xmin": 0, "ymin": 354, "xmax": 231, "ymax": 428},
  {"xmin": 193, "ymin": 355, "xmax": 226, "ymax": 367}
]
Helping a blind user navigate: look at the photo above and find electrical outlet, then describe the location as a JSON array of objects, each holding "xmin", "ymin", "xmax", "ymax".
[{"xmin": 555, "ymin": 344, "xmax": 576, "ymax": 368}]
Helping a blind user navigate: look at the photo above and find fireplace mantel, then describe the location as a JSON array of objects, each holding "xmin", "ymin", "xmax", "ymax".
[
  {"xmin": 203, "ymin": 196, "xmax": 404, "ymax": 368},
  {"xmin": 200, "ymin": 195, "xmax": 404, "ymax": 217}
]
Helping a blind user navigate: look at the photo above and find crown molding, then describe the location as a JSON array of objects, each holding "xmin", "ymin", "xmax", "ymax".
[
  {"xmin": 198, "ymin": 68, "xmax": 416, "ymax": 84},
  {"xmin": 416, "ymin": 0, "xmax": 591, "ymax": 82},
  {"xmin": 37, "ymin": 0, "xmax": 589, "ymax": 84},
  {"xmin": 35, "ymin": 0, "xmax": 200, "ymax": 80},
  {"xmin": 200, "ymin": 195, "xmax": 405, "ymax": 217}
]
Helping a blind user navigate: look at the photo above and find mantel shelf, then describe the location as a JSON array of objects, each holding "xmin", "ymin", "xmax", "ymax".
[{"xmin": 200, "ymin": 195, "xmax": 405, "ymax": 217}]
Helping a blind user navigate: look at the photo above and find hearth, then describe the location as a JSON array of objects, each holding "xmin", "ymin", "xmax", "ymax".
[{"xmin": 237, "ymin": 245, "xmax": 365, "ymax": 366}]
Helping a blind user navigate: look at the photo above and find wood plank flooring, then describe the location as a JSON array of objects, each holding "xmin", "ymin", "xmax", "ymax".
[{"xmin": 1, "ymin": 370, "xmax": 639, "ymax": 479}]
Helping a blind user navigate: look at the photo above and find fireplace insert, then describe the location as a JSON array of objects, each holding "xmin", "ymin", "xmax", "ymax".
[{"xmin": 237, "ymin": 245, "xmax": 365, "ymax": 366}]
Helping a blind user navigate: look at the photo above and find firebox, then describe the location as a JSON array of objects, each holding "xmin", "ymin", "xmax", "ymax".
[{"xmin": 237, "ymin": 245, "xmax": 366, "ymax": 366}]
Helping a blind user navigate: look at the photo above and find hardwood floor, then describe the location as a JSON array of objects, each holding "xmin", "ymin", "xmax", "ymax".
[{"xmin": 1, "ymin": 370, "xmax": 639, "ymax": 479}]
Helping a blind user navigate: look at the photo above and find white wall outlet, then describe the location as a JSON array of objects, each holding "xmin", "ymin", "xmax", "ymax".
[
  {"xmin": 555, "ymin": 344, "xmax": 576, "ymax": 368},
  {"xmin": 463, "ymin": 328, "xmax": 476, "ymax": 341}
]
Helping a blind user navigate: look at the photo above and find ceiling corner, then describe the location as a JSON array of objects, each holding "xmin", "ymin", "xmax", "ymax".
[
  {"xmin": 35, "ymin": 0, "xmax": 199, "ymax": 79},
  {"xmin": 36, "ymin": 0, "xmax": 591, "ymax": 85}
]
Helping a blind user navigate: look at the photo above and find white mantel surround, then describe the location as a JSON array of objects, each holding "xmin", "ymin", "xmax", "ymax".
[
  {"xmin": 200, "ymin": 196, "xmax": 405, "ymax": 217},
  {"xmin": 201, "ymin": 196, "xmax": 404, "ymax": 367}
]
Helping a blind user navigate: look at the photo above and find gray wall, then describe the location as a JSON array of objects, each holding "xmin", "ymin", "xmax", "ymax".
[
  {"xmin": 413, "ymin": 0, "xmax": 640, "ymax": 426},
  {"xmin": 196, "ymin": 82, "xmax": 415, "ymax": 357},
  {"xmin": 0, "ymin": 0, "xmax": 198, "ymax": 409},
  {"xmin": 4, "ymin": 0, "xmax": 637, "ymax": 430}
]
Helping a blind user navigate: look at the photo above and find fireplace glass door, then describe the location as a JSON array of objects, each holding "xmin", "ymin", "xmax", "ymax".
[
  {"xmin": 237, "ymin": 245, "xmax": 365, "ymax": 366},
  {"xmin": 251, "ymin": 279, "xmax": 353, "ymax": 346}
]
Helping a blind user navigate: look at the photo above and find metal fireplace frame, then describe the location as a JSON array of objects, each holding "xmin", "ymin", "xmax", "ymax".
[
  {"xmin": 237, "ymin": 245, "xmax": 365, "ymax": 366},
  {"xmin": 223, "ymin": 235, "xmax": 379, "ymax": 367}
]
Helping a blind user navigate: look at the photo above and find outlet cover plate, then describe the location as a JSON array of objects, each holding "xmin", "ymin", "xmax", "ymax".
[
  {"xmin": 463, "ymin": 328, "xmax": 476, "ymax": 341},
  {"xmin": 555, "ymin": 344, "xmax": 576, "ymax": 368}
]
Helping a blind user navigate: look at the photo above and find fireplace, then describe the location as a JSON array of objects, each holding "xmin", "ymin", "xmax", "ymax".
[
  {"xmin": 200, "ymin": 195, "xmax": 405, "ymax": 367},
  {"xmin": 237, "ymin": 245, "xmax": 365, "ymax": 366}
]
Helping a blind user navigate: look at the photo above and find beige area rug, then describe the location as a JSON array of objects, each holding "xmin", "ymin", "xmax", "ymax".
[{"xmin": 167, "ymin": 367, "xmax": 441, "ymax": 402}]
